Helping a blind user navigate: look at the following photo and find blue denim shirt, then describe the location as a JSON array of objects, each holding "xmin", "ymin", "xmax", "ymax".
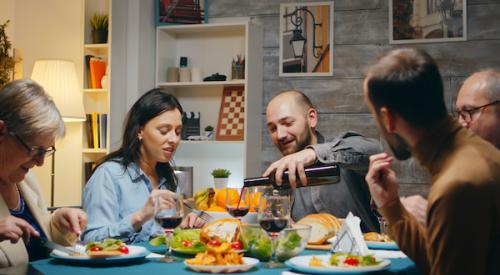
[{"xmin": 82, "ymin": 159, "xmax": 177, "ymax": 244}]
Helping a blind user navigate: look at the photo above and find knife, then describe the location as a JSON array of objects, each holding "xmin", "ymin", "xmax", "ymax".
[{"xmin": 40, "ymin": 238, "xmax": 80, "ymax": 255}]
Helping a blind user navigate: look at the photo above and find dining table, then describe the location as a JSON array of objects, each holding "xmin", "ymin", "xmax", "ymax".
[{"xmin": 7, "ymin": 243, "xmax": 420, "ymax": 275}]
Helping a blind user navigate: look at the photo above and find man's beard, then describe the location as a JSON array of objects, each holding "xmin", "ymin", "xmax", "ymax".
[
  {"xmin": 386, "ymin": 133, "xmax": 412, "ymax": 160},
  {"xmin": 281, "ymin": 127, "xmax": 313, "ymax": 156}
]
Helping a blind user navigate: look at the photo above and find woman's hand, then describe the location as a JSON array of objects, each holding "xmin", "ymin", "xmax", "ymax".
[
  {"xmin": 53, "ymin": 208, "xmax": 88, "ymax": 236},
  {"xmin": 180, "ymin": 213, "xmax": 206, "ymax": 229},
  {"xmin": 132, "ymin": 189, "xmax": 177, "ymax": 231},
  {"xmin": 0, "ymin": 215, "xmax": 39, "ymax": 243}
]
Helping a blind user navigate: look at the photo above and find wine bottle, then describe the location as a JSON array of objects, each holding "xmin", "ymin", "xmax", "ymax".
[{"xmin": 243, "ymin": 165, "xmax": 340, "ymax": 190}]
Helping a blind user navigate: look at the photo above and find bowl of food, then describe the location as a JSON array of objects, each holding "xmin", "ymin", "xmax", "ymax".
[{"xmin": 240, "ymin": 223, "xmax": 311, "ymax": 262}]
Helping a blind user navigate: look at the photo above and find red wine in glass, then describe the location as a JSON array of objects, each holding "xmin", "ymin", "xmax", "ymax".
[
  {"xmin": 226, "ymin": 187, "xmax": 250, "ymax": 219},
  {"xmin": 226, "ymin": 206, "xmax": 250, "ymax": 218},
  {"xmin": 259, "ymin": 218, "xmax": 288, "ymax": 233},
  {"xmin": 155, "ymin": 216, "xmax": 183, "ymax": 229}
]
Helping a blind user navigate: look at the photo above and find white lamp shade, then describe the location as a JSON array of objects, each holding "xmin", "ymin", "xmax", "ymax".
[{"xmin": 31, "ymin": 60, "xmax": 86, "ymax": 122}]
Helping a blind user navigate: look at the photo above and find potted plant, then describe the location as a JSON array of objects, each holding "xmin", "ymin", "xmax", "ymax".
[
  {"xmin": 90, "ymin": 13, "xmax": 109, "ymax": 44},
  {"xmin": 0, "ymin": 20, "xmax": 15, "ymax": 88},
  {"xmin": 204, "ymin": 125, "xmax": 214, "ymax": 140},
  {"xmin": 211, "ymin": 168, "xmax": 231, "ymax": 189}
]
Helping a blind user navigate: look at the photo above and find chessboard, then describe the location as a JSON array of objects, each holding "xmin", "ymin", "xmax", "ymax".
[{"xmin": 216, "ymin": 86, "xmax": 245, "ymax": 141}]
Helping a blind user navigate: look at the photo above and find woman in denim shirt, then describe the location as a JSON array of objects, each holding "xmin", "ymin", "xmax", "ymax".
[{"xmin": 82, "ymin": 89, "xmax": 204, "ymax": 243}]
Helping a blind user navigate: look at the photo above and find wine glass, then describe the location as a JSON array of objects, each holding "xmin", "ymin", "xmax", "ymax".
[
  {"xmin": 258, "ymin": 192, "xmax": 290, "ymax": 268},
  {"xmin": 154, "ymin": 194, "xmax": 184, "ymax": 263},
  {"xmin": 225, "ymin": 187, "xmax": 250, "ymax": 220}
]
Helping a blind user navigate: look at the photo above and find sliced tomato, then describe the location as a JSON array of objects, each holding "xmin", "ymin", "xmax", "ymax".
[
  {"xmin": 89, "ymin": 246, "xmax": 102, "ymax": 252},
  {"xmin": 181, "ymin": 240, "xmax": 193, "ymax": 247},
  {"xmin": 119, "ymin": 245, "xmax": 129, "ymax": 254},
  {"xmin": 208, "ymin": 239, "xmax": 221, "ymax": 246},
  {"xmin": 344, "ymin": 257, "xmax": 359, "ymax": 266},
  {"xmin": 230, "ymin": 241, "xmax": 243, "ymax": 250}
]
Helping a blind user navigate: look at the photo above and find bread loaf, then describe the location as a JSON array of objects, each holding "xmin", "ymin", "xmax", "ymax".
[
  {"xmin": 297, "ymin": 213, "xmax": 342, "ymax": 244},
  {"xmin": 363, "ymin": 232, "xmax": 393, "ymax": 242}
]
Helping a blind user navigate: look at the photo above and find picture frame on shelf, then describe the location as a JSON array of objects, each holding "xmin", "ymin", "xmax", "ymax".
[
  {"xmin": 156, "ymin": 0, "xmax": 208, "ymax": 26},
  {"xmin": 389, "ymin": 0, "xmax": 467, "ymax": 44},
  {"xmin": 279, "ymin": 2, "xmax": 334, "ymax": 77},
  {"xmin": 216, "ymin": 86, "xmax": 245, "ymax": 141}
]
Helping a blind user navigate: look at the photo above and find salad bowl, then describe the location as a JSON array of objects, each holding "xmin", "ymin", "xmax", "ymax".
[{"xmin": 240, "ymin": 223, "xmax": 311, "ymax": 262}]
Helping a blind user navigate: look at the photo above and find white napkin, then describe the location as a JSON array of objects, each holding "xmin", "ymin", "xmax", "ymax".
[
  {"xmin": 370, "ymin": 249, "xmax": 407, "ymax": 259},
  {"xmin": 146, "ymin": 252, "xmax": 165, "ymax": 258},
  {"xmin": 331, "ymin": 212, "xmax": 370, "ymax": 256},
  {"xmin": 282, "ymin": 271, "xmax": 307, "ymax": 275}
]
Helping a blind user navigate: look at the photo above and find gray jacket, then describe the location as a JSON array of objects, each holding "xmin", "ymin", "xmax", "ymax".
[{"xmin": 291, "ymin": 131, "xmax": 381, "ymax": 232}]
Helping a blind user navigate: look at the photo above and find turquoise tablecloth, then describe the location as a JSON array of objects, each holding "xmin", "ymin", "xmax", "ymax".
[{"xmin": 30, "ymin": 243, "xmax": 420, "ymax": 275}]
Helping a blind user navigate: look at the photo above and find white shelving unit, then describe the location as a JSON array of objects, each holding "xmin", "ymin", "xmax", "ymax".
[
  {"xmin": 82, "ymin": 0, "xmax": 112, "ymax": 180},
  {"xmin": 155, "ymin": 21, "xmax": 263, "ymax": 191}
]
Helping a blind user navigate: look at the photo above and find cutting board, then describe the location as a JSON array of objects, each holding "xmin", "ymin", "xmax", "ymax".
[{"xmin": 306, "ymin": 243, "xmax": 332, "ymax": 250}]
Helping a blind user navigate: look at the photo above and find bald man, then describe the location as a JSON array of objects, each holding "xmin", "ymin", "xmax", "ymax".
[
  {"xmin": 263, "ymin": 90, "xmax": 382, "ymax": 232},
  {"xmin": 456, "ymin": 70, "xmax": 500, "ymax": 148},
  {"xmin": 402, "ymin": 70, "xmax": 500, "ymax": 226}
]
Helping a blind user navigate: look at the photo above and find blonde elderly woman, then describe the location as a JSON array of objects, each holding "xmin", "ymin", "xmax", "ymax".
[{"xmin": 0, "ymin": 79, "xmax": 87, "ymax": 266}]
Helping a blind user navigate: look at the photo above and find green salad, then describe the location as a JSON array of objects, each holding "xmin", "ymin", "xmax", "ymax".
[
  {"xmin": 329, "ymin": 253, "xmax": 380, "ymax": 267},
  {"xmin": 240, "ymin": 227, "xmax": 302, "ymax": 261},
  {"xmin": 149, "ymin": 228, "xmax": 206, "ymax": 255}
]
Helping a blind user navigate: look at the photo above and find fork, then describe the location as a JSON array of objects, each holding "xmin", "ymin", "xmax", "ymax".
[{"xmin": 182, "ymin": 201, "xmax": 213, "ymax": 222}]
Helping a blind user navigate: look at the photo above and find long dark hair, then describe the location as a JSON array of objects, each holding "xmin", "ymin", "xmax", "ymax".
[{"xmin": 97, "ymin": 88, "xmax": 183, "ymax": 190}]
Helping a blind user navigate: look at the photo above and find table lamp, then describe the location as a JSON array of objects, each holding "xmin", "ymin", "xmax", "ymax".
[{"xmin": 31, "ymin": 59, "xmax": 85, "ymax": 207}]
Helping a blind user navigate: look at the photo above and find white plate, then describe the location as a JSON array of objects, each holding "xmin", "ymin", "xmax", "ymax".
[
  {"xmin": 366, "ymin": 241, "xmax": 399, "ymax": 250},
  {"xmin": 50, "ymin": 245, "xmax": 149, "ymax": 264},
  {"xmin": 184, "ymin": 257, "xmax": 259, "ymax": 273},
  {"xmin": 285, "ymin": 254, "xmax": 390, "ymax": 274}
]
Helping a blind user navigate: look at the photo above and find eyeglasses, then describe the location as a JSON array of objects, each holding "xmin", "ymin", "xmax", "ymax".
[
  {"xmin": 8, "ymin": 131, "xmax": 56, "ymax": 158},
  {"xmin": 454, "ymin": 100, "xmax": 499, "ymax": 123}
]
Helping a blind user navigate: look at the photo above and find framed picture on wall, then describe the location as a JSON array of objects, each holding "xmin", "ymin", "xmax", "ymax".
[
  {"xmin": 156, "ymin": 0, "xmax": 208, "ymax": 26},
  {"xmin": 390, "ymin": 0, "xmax": 467, "ymax": 44},
  {"xmin": 279, "ymin": 2, "xmax": 334, "ymax": 77}
]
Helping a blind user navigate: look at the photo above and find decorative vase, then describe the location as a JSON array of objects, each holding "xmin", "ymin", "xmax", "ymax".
[
  {"xmin": 92, "ymin": 29, "xmax": 108, "ymax": 44},
  {"xmin": 213, "ymin": 177, "xmax": 228, "ymax": 190},
  {"xmin": 204, "ymin": 130, "xmax": 214, "ymax": 140}
]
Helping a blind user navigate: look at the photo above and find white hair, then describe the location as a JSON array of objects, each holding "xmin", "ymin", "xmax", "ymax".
[{"xmin": 0, "ymin": 79, "xmax": 65, "ymax": 139}]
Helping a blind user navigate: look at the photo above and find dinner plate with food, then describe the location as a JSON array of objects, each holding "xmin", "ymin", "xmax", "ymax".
[
  {"xmin": 150, "ymin": 219, "xmax": 247, "ymax": 255},
  {"xmin": 50, "ymin": 238, "xmax": 149, "ymax": 264},
  {"xmin": 363, "ymin": 232, "xmax": 399, "ymax": 250},
  {"xmin": 285, "ymin": 253, "xmax": 390, "ymax": 274},
  {"xmin": 184, "ymin": 240, "xmax": 259, "ymax": 273}
]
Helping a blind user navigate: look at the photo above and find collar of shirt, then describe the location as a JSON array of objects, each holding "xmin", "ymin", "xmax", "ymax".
[{"xmin": 124, "ymin": 161, "xmax": 169, "ymax": 192}]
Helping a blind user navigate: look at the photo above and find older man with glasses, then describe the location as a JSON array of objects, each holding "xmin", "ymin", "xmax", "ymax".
[
  {"xmin": 455, "ymin": 69, "xmax": 500, "ymax": 149},
  {"xmin": 402, "ymin": 69, "xmax": 500, "ymax": 227}
]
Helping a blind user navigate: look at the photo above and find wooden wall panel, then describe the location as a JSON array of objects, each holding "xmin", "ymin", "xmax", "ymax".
[{"xmin": 209, "ymin": 0, "xmax": 500, "ymax": 197}]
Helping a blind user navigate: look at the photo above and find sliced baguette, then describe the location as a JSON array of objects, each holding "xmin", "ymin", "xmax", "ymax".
[
  {"xmin": 297, "ymin": 213, "xmax": 342, "ymax": 244},
  {"xmin": 297, "ymin": 216, "xmax": 331, "ymax": 244}
]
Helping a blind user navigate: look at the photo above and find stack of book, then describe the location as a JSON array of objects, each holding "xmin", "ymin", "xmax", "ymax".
[
  {"xmin": 85, "ymin": 112, "xmax": 107, "ymax": 149},
  {"xmin": 85, "ymin": 55, "xmax": 106, "ymax": 89}
]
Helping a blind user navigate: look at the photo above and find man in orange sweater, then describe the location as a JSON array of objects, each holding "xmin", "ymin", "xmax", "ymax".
[{"xmin": 363, "ymin": 48, "xmax": 500, "ymax": 275}]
